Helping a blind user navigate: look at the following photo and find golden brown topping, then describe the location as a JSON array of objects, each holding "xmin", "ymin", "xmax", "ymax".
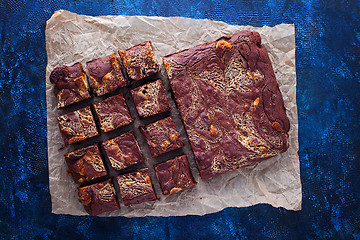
[
  {"xmin": 209, "ymin": 125, "xmax": 218, "ymax": 136},
  {"xmin": 216, "ymin": 40, "xmax": 232, "ymax": 49},
  {"xmin": 253, "ymin": 97, "xmax": 260, "ymax": 110},
  {"xmin": 272, "ymin": 122, "xmax": 283, "ymax": 132},
  {"xmin": 170, "ymin": 187, "xmax": 182, "ymax": 194},
  {"xmin": 169, "ymin": 134, "xmax": 179, "ymax": 142}
]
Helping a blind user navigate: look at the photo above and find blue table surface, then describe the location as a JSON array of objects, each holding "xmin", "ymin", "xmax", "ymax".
[{"xmin": 1, "ymin": 0, "xmax": 359, "ymax": 239}]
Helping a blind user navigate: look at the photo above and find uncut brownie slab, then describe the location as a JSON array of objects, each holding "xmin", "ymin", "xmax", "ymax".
[
  {"xmin": 131, "ymin": 79, "xmax": 171, "ymax": 118},
  {"xmin": 50, "ymin": 62, "xmax": 91, "ymax": 108},
  {"xmin": 93, "ymin": 93, "xmax": 133, "ymax": 133},
  {"xmin": 155, "ymin": 155, "xmax": 197, "ymax": 195},
  {"xmin": 64, "ymin": 144, "xmax": 107, "ymax": 184},
  {"xmin": 118, "ymin": 41, "xmax": 160, "ymax": 81},
  {"xmin": 163, "ymin": 31, "xmax": 290, "ymax": 180},
  {"xmin": 117, "ymin": 168, "xmax": 157, "ymax": 206},
  {"xmin": 140, "ymin": 116, "xmax": 184, "ymax": 157},
  {"xmin": 57, "ymin": 106, "xmax": 99, "ymax": 145},
  {"xmin": 102, "ymin": 132, "xmax": 144, "ymax": 171},
  {"xmin": 86, "ymin": 53, "xmax": 127, "ymax": 96},
  {"xmin": 78, "ymin": 179, "xmax": 120, "ymax": 216}
]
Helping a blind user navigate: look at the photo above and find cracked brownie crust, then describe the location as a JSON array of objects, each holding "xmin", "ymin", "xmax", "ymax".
[
  {"xmin": 163, "ymin": 31, "xmax": 290, "ymax": 179},
  {"xmin": 155, "ymin": 155, "xmax": 197, "ymax": 195},
  {"xmin": 57, "ymin": 106, "xmax": 99, "ymax": 145},
  {"xmin": 86, "ymin": 54, "xmax": 127, "ymax": 96},
  {"xmin": 50, "ymin": 62, "xmax": 91, "ymax": 108},
  {"xmin": 64, "ymin": 144, "xmax": 107, "ymax": 184}
]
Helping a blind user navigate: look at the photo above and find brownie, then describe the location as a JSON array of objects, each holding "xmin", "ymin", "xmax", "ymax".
[
  {"xmin": 78, "ymin": 179, "xmax": 120, "ymax": 216},
  {"xmin": 64, "ymin": 144, "xmax": 107, "ymax": 184},
  {"xmin": 155, "ymin": 155, "xmax": 197, "ymax": 195},
  {"xmin": 93, "ymin": 93, "xmax": 133, "ymax": 133},
  {"xmin": 131, "ymin": 79, "xmax": 171, "ymax": 118},
  {"xmin": 57, "ymin": 106, "xmax": 99, "ymax": 145},
  {"xmin": 140, "ymin": 116, "xmax": 184, "ymax": 157},
  {"xmin": 50, "ymin": 62, "xmax": 91, "ymax": 108},
  {"xmin": 118, "ymin": 41, "xmax": 159, "ymax": 81},
  {"xmin": 86, "ymin": 54, "xmax": 127, "ymax": 96},
  {"xmin": 117, "ymin": 169, "xmax": 157, "ymax": 206},
  {"xmin": 163, "ymin": 31, "xmax": 290, "ymax": 179},
  {"xmin": 102, "ymin": 132, "xmax": 144, "ymax": 171}
]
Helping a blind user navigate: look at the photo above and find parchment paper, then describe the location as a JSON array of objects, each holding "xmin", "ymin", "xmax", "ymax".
[{"xmin": 46, "ymin": 10, "xmax": 301, "ymax": 217}]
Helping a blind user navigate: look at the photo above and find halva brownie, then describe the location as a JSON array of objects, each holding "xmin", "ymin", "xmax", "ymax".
[
  {"xmin": 163, "ymin": 31, "xmax": 290, "ymax": 179},
  {"xmin": 140, "ymin": 116, "xmax": 184, "ymax": 157},
  {"xmin": 131, "ymin": 79, "xmax": 171, "ymax": 118},
  {"xmin": 86, "ymin": 54, "xmax": 127, "ymax": 96},
  {"xmin": 93, "ymin": 93, "xmax": 133, "ymax": 133},
  {"xmin": 102, "ymin": 132, "xmax": 144, "ymax": 171},
  {"xmin": 78, "ymin": 179, "xmax": 120, "ymax": 216},
  {"xmin": 50, "ymin": 62, "xmax": 91, "ymax": 108},
  {"xmin": 155, "ymin": 155, "xmax": 197, "ymax": 195},
  {"xmin": 57, "ymin": 106, "xmax": 99, "ymax": 145},
  {"xmin": 117, "ymin": 168, "xmax": 157, "ymax": 206},
  {"xmin": 64, "ymin": 144, "xmax": 107, "ymax": 184},
  {"xmin": 118, "ymin": 41, "xmax": 159, "ymax": 81}
]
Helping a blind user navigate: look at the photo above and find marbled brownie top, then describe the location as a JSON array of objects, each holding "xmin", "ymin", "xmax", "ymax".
[
  {"xmin": 102, "ymin": 132, "xmax": 144, "ymax": 171},
  {"xmin": 78, "ymin": 179, "xmax": 120, "ymax": 216},
  {"xmin": 86, "ymin": 54, "xmax": 127, "ymax": 96},
  {"xmin": 64, "ymin": 144, "xmax": 107, "ymax": 184},
  {"xmin": 155, "ymin": 155, "xmax": 197, "ymax": 195},
  {"xmin": 93, "ymin": 93, "xmax": 133, "ymax": 133},
  {"xmin": 163, "ymin": 31, "xmax": 290, "ymax": 179},
  {"xmin": 118, "ymin": 41, "xmax": 159, "ymax": 81},
  {"xmin": 140, "ymin": 116, "xmax": 184, "ymax": 157},
  {"xmin": 50, "ymin": 62, "xmax": 91, "ymax": 108},
  {"xmin": 131, "ymin": 79, "xmax": 171, "ymax": 118},
  {"xmin": 117, "ymin": 169, "xmax": 157, "ymax": 206},
  {"xmin": 57, "ymin": 106, "xmax": 99, "ymax": 145}
]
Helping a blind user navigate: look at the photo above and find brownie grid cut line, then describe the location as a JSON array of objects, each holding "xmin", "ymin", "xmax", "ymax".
[
  {"xmin": 64, "ymin": 144, "xmax": 107, "ymax": 184},
  {"xmin": 117, "ymin": 168, "xmax": 158, "ymax": 206},
  {"xmin": 57, "ymin": 106, "xmax": 99, "ymax": 145},
  {"xmin": 118, "ymin": 41, "xmax": 160, "ymax": 81},
  {"xmin": 102, "ymin": 132, "xmax": 144, "ymax": 171},
  {"xmin": 50, "ymin": 62, "xmax": 91, "ymax": 109},
  {"xmin": 140, "ymin": 116, "xmax": 184, "ymax": 158},
  {"xmin": 155, "ymin": 155, "xmax": 197, "ymax": 195},
  {"xmin": 93, "ymin": 93, "xmax": 134, "ymax": 133},
  {"xmin": 163, "ymin": 30, "xmax": 290, "ymax": 180},
  {"xmin": 86, "ymin": 53, "xmax": 127, "ymax": 96},
  {"xmin": 78, "ymin": 179, "xmax": 120, "ymax": 216},
  {"xmin": 131, "ymin": 79, "xmax": 171, "ymax": 118}
]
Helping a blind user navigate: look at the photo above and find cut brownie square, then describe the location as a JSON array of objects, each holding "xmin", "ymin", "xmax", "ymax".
[
  {"xmin": 118, "ymin": 41, "xmax": 159, "ymax": 81},
  {"xmin": 50, "ymin": 62, "xmax": 91, "ymax": 108},
  {"xmin": 163, "ymin": 31, "xmax": 290, "ymax": 179},
  {"xmin": 102, "ymin": 132, "xmax": 144, "ymax": 171},
  {"xmin": 93, "ymin": 93, "xmax": 133, "ymax": 133},
  {"xmin": 86, "ymin": 53, "xmax": 127, "ymax": 96},
  {"xmin": 155, "ymin": 155, "xmax": 197, "ymax": 195},
  {"xmin": 131, "ymin": 79, "xmax": 171, "ymax": 118},
  {"xmin": 57, "ymin": 106, "xmax": 99, "ymax": 145},
  {"xmin": 140, "ymin": 116, "xmax": 184, "ymax": 157},
  {"xmin": 117, "ymin": 169, "xmax": 157, "ymax": 206},
  {"xmin": 78, "ymin": 179, "xmax": 120, "ymax": 216},
  {"xmin": 64, "ymin": 144, "xmax": 107, "ymax": 184}
]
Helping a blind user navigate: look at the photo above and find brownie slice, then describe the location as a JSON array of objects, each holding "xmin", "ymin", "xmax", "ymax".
[
  {"xmin": 131, "ymin": 79, "xmax": 171, "ymax": 118},
  {"xmin": 93, "ymin": 93, "xmax": 133, "ymax": 133},
  {"xmin": 64, "ymin": 144, "xmax": 107, "ymax": 184},
  {"xmin": 86, "ymin": 54, "xmax": 127, "ymax": 96},
  {"xmin": 78, "ymin": 179, "xmax": 120, "ymax": 216},
  {"xmin": 50, "ymin": 62, "xmax": 91, "ymax": 108},
  {"xmin": 163, "ymin": 31, "xmax": 290, "ymax": 179},
  {"xmin": 57, "ymin": 106, "xmax": 99, "ymax": 145},
  {"xmin": 155, "ymin": 155, "xmax": 197, "ymax": 195},
  {"xmin": 102, "ymin": 132, "xmax": 144, "ymax": 171},
  {"xmin": 117, "ymin": 169, "xmax": 157, "ymax": 206},
  {"xmin": 140, "ymin": 116, "xmax": 184, "ymax": 157},
  {"xmin": 118, "ymin": 41, "xmax": 159, "ymax": 81}
]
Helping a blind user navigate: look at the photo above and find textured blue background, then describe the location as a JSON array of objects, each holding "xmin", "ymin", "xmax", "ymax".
[{"xmin": 1, "ymin": 0, "xmax": 360, "ymax": 239}]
